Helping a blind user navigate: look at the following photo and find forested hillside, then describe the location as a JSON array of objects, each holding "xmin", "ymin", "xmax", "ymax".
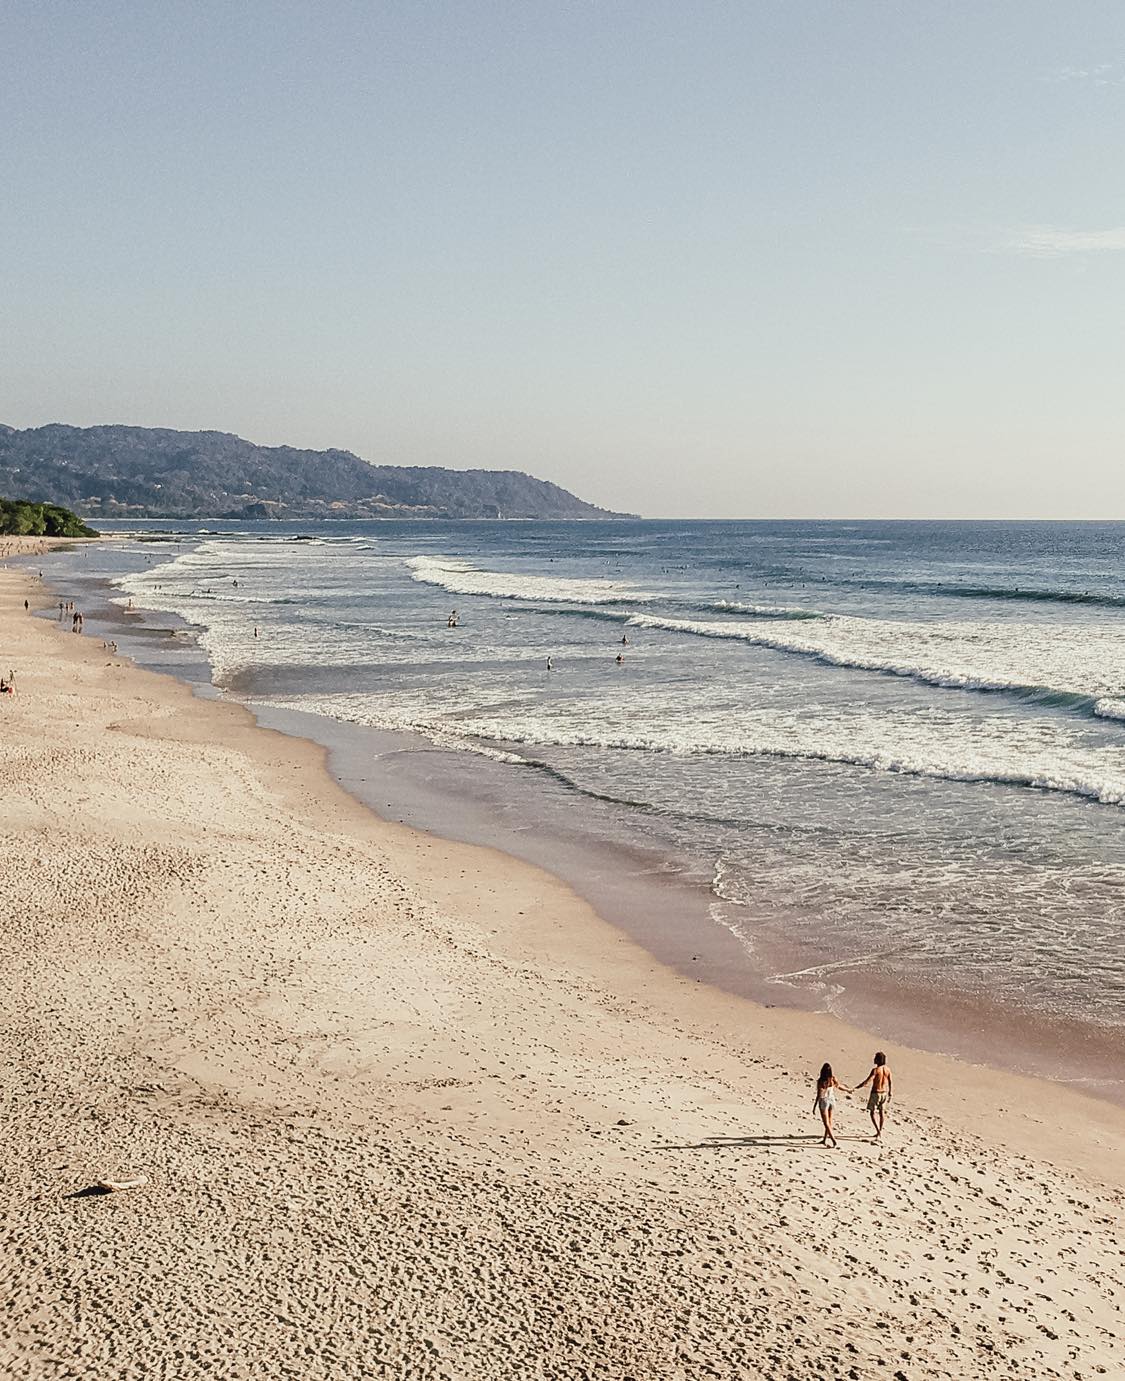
[{"xmin": 0, "ymin": 424, "xmax": 630, "ymax": 521}]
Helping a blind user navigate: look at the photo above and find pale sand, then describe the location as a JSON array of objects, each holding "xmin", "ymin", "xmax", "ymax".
[{"xmin": 1, "ymin": 541, "xmax": 1123, "ymax": 1381}]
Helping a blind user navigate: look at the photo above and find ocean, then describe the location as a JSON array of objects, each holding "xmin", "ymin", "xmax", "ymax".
[{"xmin": 48, "ymin": 518, "xmax": 1125, "ymax": 1096}]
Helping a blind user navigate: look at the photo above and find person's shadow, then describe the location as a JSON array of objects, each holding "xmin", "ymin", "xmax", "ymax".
[{"xmin": 655, "ymin": 1133, "xmax": 841, "ymax": 1152}]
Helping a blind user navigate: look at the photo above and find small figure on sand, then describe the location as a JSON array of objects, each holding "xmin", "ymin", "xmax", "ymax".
[
  {"xmin": 615, "ymin": 652, "xmax": 624, "ymax": 664},
  {"xmin": 253, "ymin": 626, "xmax": 259, "ymax": 639},
  {"xmin": 854, "ymin": 1051, "xmax": 892, "ymax": 1139},
  {"xmin": 447, "ymin": 609, "xmax": 459, "ymax": 628},
  {"xmin": 813, "ymin": 1062, "xmax": 850, "ymax": 1148},
  {"xmin": 620, "ymin": 634, "xmax": 629, "ymax": 644},
  {"xmin": 546, "ymin": 656, "xmax": 553, "ymax": 671}
]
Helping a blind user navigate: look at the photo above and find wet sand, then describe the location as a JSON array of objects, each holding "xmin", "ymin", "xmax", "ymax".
[{"xmin": 2, "ymin": 539, "xmax": 1124, "ymax": 1380}]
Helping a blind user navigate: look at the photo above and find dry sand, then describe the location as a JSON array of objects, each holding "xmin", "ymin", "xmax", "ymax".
[{"xmin": 1, "ymin": 539, "xmax": 1123, "ymax": 1381}]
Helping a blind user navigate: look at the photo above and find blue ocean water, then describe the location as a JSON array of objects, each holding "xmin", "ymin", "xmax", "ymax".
[{"xmin": 67, "ymin": 519, "xmax": 1125, "ymax": 1055}]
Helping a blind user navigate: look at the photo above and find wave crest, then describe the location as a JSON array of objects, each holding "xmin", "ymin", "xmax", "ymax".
[
  {"xmin": 625, "ymin": 612, "xmax": 1125, "ymax": 719},
  {"xmin": 407, "ymin": 555, "xmax": 649, "ymax": 606}
]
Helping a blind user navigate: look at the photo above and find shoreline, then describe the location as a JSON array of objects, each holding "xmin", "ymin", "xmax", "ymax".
[
  {"xmin": 3, "ymin": 539, "xmax": 1124, "ymax": 1379},
  {"xmin": 49, "ymin": 537, "xmax": 1125, "ymax": 1109},
  {"xmin": 12, "ymin": 545, "xmax": 1125, "ymax": 1153}
]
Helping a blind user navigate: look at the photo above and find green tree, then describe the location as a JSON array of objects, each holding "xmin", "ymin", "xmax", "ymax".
[{"xmin": 0, "ymin": 498, "xmax": 99, "ymax": 537}]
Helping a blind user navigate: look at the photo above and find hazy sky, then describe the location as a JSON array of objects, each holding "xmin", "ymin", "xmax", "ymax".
[{"xmin": 3, "ymin": 2, "xmax": 1124, "ymax": 518}]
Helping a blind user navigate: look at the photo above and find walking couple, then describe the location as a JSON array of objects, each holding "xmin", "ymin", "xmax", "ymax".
[{"xmin": 813, "ymin": 1052, "xmax": 892, "ymax": 1147}]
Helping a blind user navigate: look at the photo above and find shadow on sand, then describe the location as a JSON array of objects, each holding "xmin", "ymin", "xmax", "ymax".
[{"xmin": 655, "ymin": 1133, "xmax": 869, "ymax": 1152}]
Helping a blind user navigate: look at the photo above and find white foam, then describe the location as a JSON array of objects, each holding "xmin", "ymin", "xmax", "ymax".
[
  {"xmin": 240, "ymin": 679, "xmax": 1125, "ymax": 811},
  {"xmin": 625, "ymin": 611, "xmax": 1125, "ymax": 710},
  {"xmin": 707, "ymin": 599, "xmax": 823, "ymax": 619},
  {"xmin": 407, "ymin": 555, "xmax": 650, "ymax": 605},
  {"xmin": 111, "ymin": 537, "xmax": 1125, "ymax": 811}
]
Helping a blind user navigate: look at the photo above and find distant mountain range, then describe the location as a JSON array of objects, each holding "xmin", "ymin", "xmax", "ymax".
[{"xmin": 0, "ymin": 423, "xmax": 632, "ymax": 521}]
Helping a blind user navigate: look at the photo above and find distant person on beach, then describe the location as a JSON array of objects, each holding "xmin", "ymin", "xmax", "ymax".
[
  {"xmin": 254, "ymin": 626, "xmax": 259, "ymax": 639},
  {"xmin": 813, "ymin": 1062, "xmax": 849, "ymax": 1148},
  {"xmin": 615, "ymin": 653, "xmax": 624, "ymax": 664},
  {"xmin": 620, "ymin": 634, "xmax": 629, "ymax": 644},
  {"xmin": 854, "ymin": 1052, "xmax": 893, "ymax": 1139},
  {"xmin": 546, "ymin": 656, "xmax": 553, "ymax": 671}
]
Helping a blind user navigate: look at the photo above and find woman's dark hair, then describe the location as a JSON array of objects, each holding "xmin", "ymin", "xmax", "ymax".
[
  {"xmin": 818, "ymin": 1063, "xmax": 833, "ymax": 1084},
  {"xmin": 874, "ymin": 1051, "xmax": 886, "ymax": 1066}
]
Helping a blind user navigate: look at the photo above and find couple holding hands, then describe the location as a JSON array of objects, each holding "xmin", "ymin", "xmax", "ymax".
[{"xmin": 813, "ymin": 1052, "xmax": 893, "ymax": 1147}]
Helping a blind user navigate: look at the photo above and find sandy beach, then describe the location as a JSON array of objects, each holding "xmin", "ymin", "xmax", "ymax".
[{"xmin": 1, "ymin": 540, "xmax": 1123, "ymax": 1381}]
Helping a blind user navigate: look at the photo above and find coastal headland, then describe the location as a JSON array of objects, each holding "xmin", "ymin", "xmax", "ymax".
[{"xmin": 1, "ymin": 538, "xmax": 1122, "ymax": 1380}]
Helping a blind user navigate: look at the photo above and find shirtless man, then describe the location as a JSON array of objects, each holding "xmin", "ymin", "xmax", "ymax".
[{"xmin": 855, "ymin": 1051, "xmax": 893, "ymax": 1139}]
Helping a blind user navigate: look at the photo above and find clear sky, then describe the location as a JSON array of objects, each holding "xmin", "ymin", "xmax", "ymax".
[{"xmin": 3, "ymin": 2, "xmax": 1124, "ymax": 518}]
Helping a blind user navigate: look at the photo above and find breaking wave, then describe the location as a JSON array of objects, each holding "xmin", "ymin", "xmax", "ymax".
[
  {"xmin": 625, "ymin": 612, "xmax": 1125, "ymax": 720},
  {"xmin": 407, "ymin": 555, "xmax": 650, "ymax": 605},
  {"xmin": 452, "ymin": 723, "xmax": 1125, "ymax": 810},
  {"xmin": 697, "ymin": 599, "xmax": 824, "ymax": 620}
]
